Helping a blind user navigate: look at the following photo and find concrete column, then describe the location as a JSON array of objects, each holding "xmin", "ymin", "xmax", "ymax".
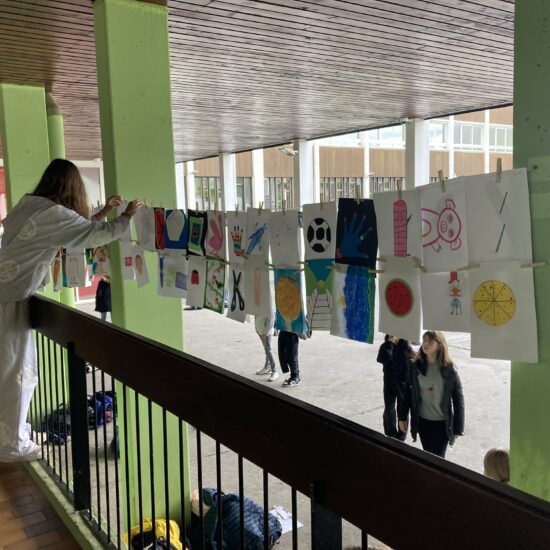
[
  {"xmin": 483, "ymin": 109, "xmax": 491, "ymax": 173},
  {"xmin": 312, "ymin": 142, "xmax": 321, "ymax": 202},
  {"xmin": 219, "ymin": 152, "xmax": 237, "ymax": 211},
  {"xmin": 45, "ymin": 92, "xmax": 75, "ymax": 307},
  {"xmin": 175, "ymin": 162, "xmax": 185, "ymax": 209},
  {"xmin": 405, "ymin": 118, "xmax": 429, "ymax": 189},
  {"xmin": 448, "ymin": 116, "xmax": 456, "ymax": 178},
  {"xmin": 510, "ymin": 0, "xmax": 550, "ymax": 501},
  {"xmin": 185, "ymin": 161, "xmax": 196, "ymax": 210},
  {"xmin": 360, "ymin": 131, "xmax": 371, "ymax": 197},
  {"xmin": 292, "ymin": 138, "xmax": 314, "ymax": 208},
  {"xmin": 94, "ymin": 0, "xmax": 188, "ymax": 523},
  {"xmin": 251, "ymin": 148, "xmax": 264, "ymax": 207}
]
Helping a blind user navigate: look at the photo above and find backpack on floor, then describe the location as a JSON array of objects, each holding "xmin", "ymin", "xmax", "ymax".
[
  {"xmin": 87, "ymin": 391, "xmax": 114, "ymax": 428},
  {"xmin": 41, "ymin": 404, "xmax": 71, "ymax": 445}
]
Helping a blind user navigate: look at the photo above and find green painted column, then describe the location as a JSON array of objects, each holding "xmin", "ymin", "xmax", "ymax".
[
  {"xmin": 512, "ymin": 0, "xmax": 550, "ymax": 501},
  {"xmin": 45, "ymin": 92, "xmax": 75, "ymax": 308},
  {"xmin": 94, "ymin": 0, "xmax": 189, "ymax": 531}
]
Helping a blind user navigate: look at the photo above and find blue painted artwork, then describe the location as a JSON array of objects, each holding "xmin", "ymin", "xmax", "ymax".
[
  {"xmin": 164, "ymin": 209, "xmax": 189, "ymax": 250},
  {"xmin": 274, "ymin": 268, "xmax": 308, "ymax": 335},
  {"xmin": 246, "ymin": 222, "xmax": 268, "ymax": 255}
]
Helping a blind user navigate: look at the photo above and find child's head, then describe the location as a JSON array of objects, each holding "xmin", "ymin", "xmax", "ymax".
[
  {"xmin": 419, "ymin": 330, "xmax": 452, "ymax": 368},
  {"xmin": 484, "ymin": 448, "xmax": 510, "ymax": 483}
]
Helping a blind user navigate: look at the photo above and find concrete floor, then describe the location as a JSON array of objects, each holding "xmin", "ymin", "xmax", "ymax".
[{"xmin": 77, "ymin": 299, "xmax": 510, "ymax": 549}]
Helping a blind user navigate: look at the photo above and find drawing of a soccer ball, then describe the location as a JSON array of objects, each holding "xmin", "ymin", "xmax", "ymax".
[{"xmin": 307, "ymin": 218, "xmax": 331, "ymax": 253}]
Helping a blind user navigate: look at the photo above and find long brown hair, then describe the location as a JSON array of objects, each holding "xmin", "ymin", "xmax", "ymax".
[
  {"xmin": 417, "ymin": 330, "xmax": 454, "ymax": 375},
  {"xmin": 32, "ymin": 159, "xmax": 91, "ymax": 219}
]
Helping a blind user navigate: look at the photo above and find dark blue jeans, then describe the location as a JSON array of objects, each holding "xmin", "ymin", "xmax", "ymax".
[{"xmin": 278, "ymin": 331, "xmax": 299, "ymax": 379}]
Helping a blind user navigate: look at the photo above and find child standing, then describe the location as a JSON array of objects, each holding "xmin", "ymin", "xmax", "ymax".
[
  {"xmin": 255, "ymin": 314, "xmax": 279, "ymax": 382},
  {"xmin": 95, "ymin": 275, "xmax": 112, "ymax": 322},
  {"xmin": 279, "ymin": 331, "xmax": 301, "ymax": 387}
]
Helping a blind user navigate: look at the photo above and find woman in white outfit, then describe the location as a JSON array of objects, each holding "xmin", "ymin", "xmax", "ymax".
[{"xmin": 0, "ymin": 159, "xmax": 142, "ymax": 462}]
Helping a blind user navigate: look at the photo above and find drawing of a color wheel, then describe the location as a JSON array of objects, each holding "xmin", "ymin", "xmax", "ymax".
[
  {"xmin": 385, "ymin": 279, "xmax": 414, "ymax": 317},
  {"xmin": 473, "ymin": 280, "xmax": 516, "ymax": 326}
]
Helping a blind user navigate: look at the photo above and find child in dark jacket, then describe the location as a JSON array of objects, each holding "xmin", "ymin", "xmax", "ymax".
[
  {"xmin": 95, "ymin": 275, "xmax": 111, "ymax": 322},
  {"xmin": 377, "ymin": 335, "xmax": 415, "ymax": 441}
]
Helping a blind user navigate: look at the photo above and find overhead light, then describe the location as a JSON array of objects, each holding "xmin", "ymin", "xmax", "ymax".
[{"xmin": 279, "ymin": 146, "xmax": 298, "ymax": 157}]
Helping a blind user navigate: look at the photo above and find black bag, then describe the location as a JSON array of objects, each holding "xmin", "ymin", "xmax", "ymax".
[
  {"xmin": 41, "ymin": 405, "xmax": 71, "ymax": 445},
  {"xmin": 131, "ymin": 533, "xmax": 179, "ymax": 550}
]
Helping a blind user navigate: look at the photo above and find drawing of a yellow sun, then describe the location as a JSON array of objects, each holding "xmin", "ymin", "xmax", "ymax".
[{"xmin": 473, "ymin": 280, "xmax": 516, "ymax": 326}]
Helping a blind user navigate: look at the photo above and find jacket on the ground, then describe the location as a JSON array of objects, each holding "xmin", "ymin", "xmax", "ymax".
[{"xmin": 398, "ymin": 361, "xmax": 465, "ymax": 443}]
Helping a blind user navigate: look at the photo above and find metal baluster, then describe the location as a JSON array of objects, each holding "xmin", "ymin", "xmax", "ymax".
[
  {"xmin": 148, "ymin": 399, "xmax": 156, "ymax": 545},
  {"xmin": 238, "ymin": 455, "xmax": 245, "ymax": 550},
  {"xmin": 263, "ymin": 470, "xmax": 269, "ymax": 550},
  {"xmin": 361, "ymin": 530, "xmax": 368, "ymax": 550},
  {"xmin": 311, "ymin": 481, "xmax": 342, "ymax": 550},
  {"xmin": 135, "ymin": 392, "xmax": 144, "ymax": 546},
  {"xmin": 163, "ymin": 409, "xmax": 171, "ymax": 550},
  {"xmin": 215, "ymin": 441, "xmax": 223, "ymax": 548},
  {"xmin": 179, "ymin": 421, "xmax": 187, "ymax": 546},
  {"xmin": 36, "ymin": 333, "xmax": 45, "ymax": 459},
  {"xmin": 91, "ymin": 363, "xmax": 101, "ymax": 526},
  {"xmin": 111, "ymin": 376, "xmax": 121, "ymax": 549},
  {"xmin": 123, "ymin": 385, "xmax": 132, "ymax": 546},
  {"xmin": 197, "ymin": 430, "xmax": 205, "ymax": 550},
  {"xmin": 61, "ymin": 348, "xmax": 70, "ymax": 491},
  {"xmin": 41, "ymin": 335, "xmax": 49, "ymax": 464},
  {"xmin": 54, "ymin": 343, "xmax": 62, "ymax": 482},
  {"xmin": 47, "ymin": 339, "xmax": 56, "ymax": 473},
  {"xmin": 292, "ymin": 488, "xmax": 298, "ymax": 550},
  {"xmin": 101, "ymin": 371, "xmax": 111, "ymax": 542}
]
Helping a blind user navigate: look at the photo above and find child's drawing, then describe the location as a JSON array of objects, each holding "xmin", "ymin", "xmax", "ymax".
[
  {"xmin": 132, "ymin": 245, "xmax": 149, "ymax": 289},
  {"xmin": 335, "ymin": 198, "xmax": 378, "ymax": 268},
  {"xmin": 52, "ymin": 249, "xmax": 63, "ymax": 291},
  {"xmin": 303, "ymin": 202, "xmax": 337, "ymax": 261},
  {"xmin": 244, "ymin": 256, "xmax": 271, "ymax": 316},
  {"xmin": 186, "ymin": 255, "xmax": 206, "ymax": 307},
  {"xmin": 187, "ymin": 210, "xmax": 207, "ymax": 256},
  {"xmin": 154, "ymin": 207, "xmax": 166, "ymax": 250},
  {"xmin": 226, "ymin": 211, "xmax": 247, "ymax": 264},
  {"xmin": 204, "ymin": 259, "xmax": 226, "ymax": 314},
  {"xmin": 330, "ymin": 265, "xmax": 375, "ymax": 343},
  {"xmin": 422, "ymin": 199, "xmax": 462, "ymax": 252},
  {"xmin": 274, "ymin": 268, "xmax": 308, "ymax": 335},
  {"xmin": 269, "ymin": 211, "xmax": 301, "ymax": 267},
  {"xmin": 164, "ymin": 209, "xmax": 188, "ymax": 250},
  {"xmin": 245, "ymin": 208, "xmax": 270, "ymax": 259},
  {"xmin": 206, "ymin": 211, "xmax": 226, "ymax": 260},
  {"xmin": 158, "ymin": 252, "xmax": 189, "ymax": 299},
  {"xmin": 134, "ymin": 206, "xmax": 157, "ymax": 252},
  {"xmin": 305, "ymin": 259, "xmax": 333, "ymax": 331},
  {"xmin": 227, "ymin": 266, "xmax": 246, "ymax": 323},
  {"xmin": 119, "ymin": 242, "xmax": 135, "ymax": 280},
  {"xmin": 64, "ymin": 252, "xmax": 86, "ymax": 288},
  {"xmin": 92, "ymin": 246, "xmax": 110, "ymax": 276}
]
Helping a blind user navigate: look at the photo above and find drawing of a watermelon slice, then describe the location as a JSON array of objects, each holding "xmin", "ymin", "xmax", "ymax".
[{"xmin": 385, "ymin": 278, "xmax": 414, "ymax": 317}]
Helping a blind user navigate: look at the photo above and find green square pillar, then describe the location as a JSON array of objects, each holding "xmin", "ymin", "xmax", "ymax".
[
  {"xmin": 512, "ymin": 0, "xmax": 550, "ymax": 501},
  {"xmin": 94, "ymin": 0, "xmax": 189, "ymax": 531}
]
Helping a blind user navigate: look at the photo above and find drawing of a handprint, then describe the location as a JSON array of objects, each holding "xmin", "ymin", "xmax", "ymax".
[
  {"xmin": 208, "ymin": 213, "xmax": 224, "ymax": 255},
  {"xmin": 336, "ymin": 213, "xmax": 373, "ymax": 260},
  {"xmin": 231, "ymin": 225, "xmax": 244, "ymax": 257}
]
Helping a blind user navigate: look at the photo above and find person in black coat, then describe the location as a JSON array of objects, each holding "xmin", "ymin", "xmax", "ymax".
[
  {"xmin": 377, "ymin": 335, "xmax": 416, "ymax": 441},
  {"xmin": 398, "ymin": 330, "xmax": 465, "ymax": 458},
  {"xmin": 95, "ymin": 275, "xmax": 111, "ymax": 322}
]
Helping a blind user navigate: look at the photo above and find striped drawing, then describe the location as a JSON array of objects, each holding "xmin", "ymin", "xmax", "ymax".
[{"xmin": 393, "ymin": 199, "xmax": 408, "ymax": 257}]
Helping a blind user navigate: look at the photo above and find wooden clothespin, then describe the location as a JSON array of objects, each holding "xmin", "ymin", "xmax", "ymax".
[
  {"xmin": 457, "ymin": 263, "xmax": 480, "ymax": 273},
  {"xmin": 521, "ymin": 261, "xmax": 546, "ymax": 269},
  {"xmin": 411, "ymin": 256, "xmax": 427, "ymax": 273},
  {"xmin": 195, "ymin": 201, "xmax": 199, "ymax": 212},
  {"xmin": 496, "ymin": 158, "xmax": 502, "ymax": 184},
  {"xmin": 368, "ymin": 268, "xmax": 385, "ymax": 274},
  {"xmin": 397, "ymin": 178, "xmax": 403, "ymax": 201},
  {"xmin": 376, "ymin": 257, "xmax": 387, "ymax": 263},
  {"xmin": 355, "ymin": 183, "xmax": 361, "ymax": 205},
  {"xmin": 438, "ymin": 170, "xmax": 446, "ymax": 193},
  {"xmin": 259, "ymin": 201, "xmax": 264, "ymax": 213},
  {"xmin": 282, "ymin": 199, "xmax": 286, "ymax": 214},
  {"xmin": 235, "ymin": 203, "xmax": 239, "ymax": 218}
]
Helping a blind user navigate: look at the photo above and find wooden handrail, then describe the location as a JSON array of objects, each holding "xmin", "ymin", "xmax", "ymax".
[{"xmin": 30, "ymin": 296, "xmax": 550, "ymax": 550}]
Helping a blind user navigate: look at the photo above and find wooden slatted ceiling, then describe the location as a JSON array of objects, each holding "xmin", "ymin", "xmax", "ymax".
[{"xmin": 0, "ymin": 0, "xmax": 514, "ymax": 162}]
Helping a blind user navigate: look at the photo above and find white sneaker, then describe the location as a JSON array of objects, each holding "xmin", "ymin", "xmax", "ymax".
[
  {"xmin": 256, "ymin": 366, "xmax": 272, "ymax": 375},
  {"xmin": 268, "ymin": 371, "xmax": 280, "ymax": 382}
]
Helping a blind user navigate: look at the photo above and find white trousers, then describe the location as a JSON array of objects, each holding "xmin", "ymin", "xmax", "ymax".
[{"xmin": 0, "ymin": 300, "xmax": 38, "ymax": 461}]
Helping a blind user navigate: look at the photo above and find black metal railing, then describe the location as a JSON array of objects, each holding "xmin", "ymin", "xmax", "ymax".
[{"xmin": 29, "ymin": 296, "xmax": 550, "ymax": 550}]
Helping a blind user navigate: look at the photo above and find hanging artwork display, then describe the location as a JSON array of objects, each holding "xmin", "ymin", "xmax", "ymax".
[
  {"xmin": 226, "ymin": 211, "xmax": 247, "ymax": 264},
  {"xmin": 52, "ymin": 249, "xmax": 63, "ymax": 291},
  {"xmin": 119, "ymin": 242, "xmax": 135, "ymax": 280},
  {"xmin": 420, "ymin": 179, "xmax": 468, "ymax": 271},
  {"xmin": 206, "ymin": 211, "xmax": 227, "ymax": 260},
  {"xmin": 335, "ymin": 198, "xmax": 378, "ymax": 268},
  {"xmin": 64, "ymin": 252, "xmax": 87, "ymax": 288},
  {"xmin": 330, "ymin": 265, "xmax": 375, "ymax": 343},
  {"xmin": 158, "ymin": 252, "xmax": 188, "ymax": 299},
  {"xmin": 134, "ymin": 206, "xmax": 157, "ymax": 252},
  {"xmin": 226, "ymin": 266, "xmax": 246, "ymax": 323},
  {"xmin": 378, "ymin": 256, "xmax": 422, "ymax": 342},
  {"xmin": 116, "ymin": 201, "xmax": 133, "ymax": 242},
  {"xmin": 469, "ymin": 261, "xmax": 538, "ymax": 363},
  {"xmin": 187, "ymin": 210, "xmax": 207, "ymax": 256},
  {"xmin": 244, "ymin": 256, "xmax": 271, "ymax": 316},
  {"xmin": 373, "ymin": 189, "xmax": 423, "ymax": 260},
  {"xmin": 305, "ymin": 259, "xmax": 333, "ymax": 331},
  {"xmin": 274, "ymin": 268, "xmax": 308, "ymax": 335},
  {"xmin": 421, "ymin": 271, "xmax": 471, "ymax": 333},
  {"xmin": 132, "ymin": 245, "xmax": 149, "ymax": 289},
  {"xmin": 154, "ymin": 207, "xmax": 166, "ymax": 250},
  {"xmin": 245, "ymin": 208, "xmax": 270, "ymax": 259},
  {"xmin": 465, "ymin": 168, "xmax": 532, "ymax": 263},
  {"xmin": 164, "ymin": 209, "xmax": 188, "ymax": 250},
  {"xmin": 204, "ymin": 259, "xmax": 226, "ymax": 314},
  {"xmin": 303, "ymin": 202, "xmax": 337, "ymax": 261},
  {"xmin": 185, "ymin": 255, "xmax": 206, "ymax": 306},
  {"xmin": 92, "ymin": 245, "xmax": 110, "ymax": 276},
  {"xmin": 269, "ymin": 211, "xmax": 301, "ymax": 267}
]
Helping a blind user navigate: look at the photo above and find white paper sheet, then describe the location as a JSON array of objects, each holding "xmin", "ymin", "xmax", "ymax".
[
  {"xmin": 302, "ymin": 202, "xmax": 337, "ymax": 261},
  {"xmin": 92, "ymin": 246, "xmax": 110, "ymax": 276},
  {"xmin": 269, "ymin": 210, "xmax": 302, "ymax": 267},
  {"xmin": 157, "ymin": 252, "xmax": 188, "ymax": 299},
  {"xmin": 421, "ymin": 271, "xmax": 471, "ymax": 333},
  {"xmin": 465, "ymin": 168, "xmax": 532, "ymax": 263},
  {"xmin": 186, "ymin": 255, "xmax": 206, "ymax": 306},
  {"xmin": 469, "ymin": 261, "xmax": 538, "ymax": 363},
  {"xmin": 205, "ymin": 211, "xmax": 227, "ymax": 260},
  {"xmin": 134, "ymin": 206, "xmax": 157, "ymax": 252},
  {"xmin": 378, "ymin": 256, "xmax": 422, "ymax": 342},
  {"xmin": 64, "ymin": 252, "xmax": 87, "ymax": 288},
  {"xmin": 132, "ymin": 245, "xmax": 149, "ymax": 289},
  {"xmin": 245, "ymin": 207, "xmax": 270, "ymax": 260},
  {"xmin": 244, "ymin": 256, "xmax": 271, "ymax": 316},
  {"xmin": 226, "ymin": 211, "xmax": 247, "ymax": 265},
  {"xmin": 119, "ymin": 242, "xmax": 135, "ymax": 280},
  {"xmin": 204, "ymin": 259, "xmax": 226, "ymax": 314},
  {"xmin": 226, "ymin": 265, "xmax": 247, "ymax": 323},
  {"xmin": 373, "ymin": 189, "xmax": 423, "ymax": 260},
  {"xmin": 420, "ymin": 178, "xmax": 469, "ymax": 272}
]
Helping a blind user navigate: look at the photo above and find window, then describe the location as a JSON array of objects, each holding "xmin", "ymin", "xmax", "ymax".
[
  {"xmin": 489, "ymin": 126, "xmax": 513, "ymax": 152},
  {"xmin": 318, "ymin": 132, "xmax": 362, "ymax": 147},
  {"xmin": 236, "ymin": 177, "xmax": 252, "ymax": 211},
  {"xmin": 264, "ymin": 177, "xmax": 293, "ymax": 211},
  {"xmin": 320, "ymin": 177, "xmax": 363, "ymax": 202},
  {"xmin": 429, "ymin": 121, "xmax": 448, "ymax": 150},
  {"xmin": 194, "ymin": 176, "xmax": 220, "ymax": 210},
  {"xmin": 368, "ymin": 126, "xmax": 405, "ymax": 148},
  {"xmin": 453, "ymin": 122, "xmax": 483, "ymax": 151}
]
